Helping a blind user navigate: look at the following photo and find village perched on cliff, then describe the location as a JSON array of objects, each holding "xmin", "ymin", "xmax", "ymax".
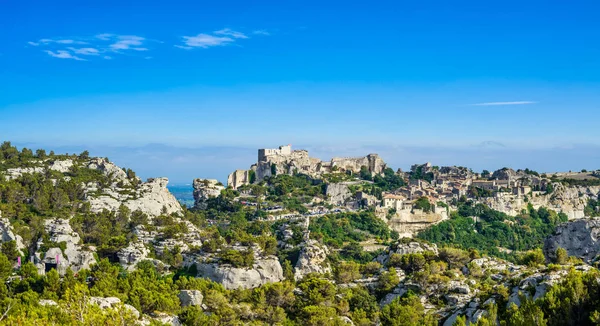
[
  {"xmin": 1, "ymin": 141, "xmax": 600, "ymax": 325},
  {"xmin": 194, "ymin": 144, "xmax": 600, "ymax": 238}
]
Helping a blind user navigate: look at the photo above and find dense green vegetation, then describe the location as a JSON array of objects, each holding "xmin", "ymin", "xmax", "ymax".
[
  {"xmin": 309, "ymin": 211, "xmax": 397, "ymax": 248},
  {"xmin": 417, "ymin": 199, "xmax": 568, "ymax": 261}
]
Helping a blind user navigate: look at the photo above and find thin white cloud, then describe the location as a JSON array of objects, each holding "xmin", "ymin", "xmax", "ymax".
[
  {"xmin": 110, "ymin": 35, "xmax": 145, "ymax": 51},
  {"xmin": 214, "ymin": 28, "xmax": 248, "ymax": 39},
  {"xmin": 95, "ymin": 33, "xmax": 114, "ymax": 41},
  {"xmin": 471, "ymin": 101, "xmax": 537, "ymax": 106},
  {"xmin": 44, "ymin": 50, "xmax": 85, "ymax": 61},
  {"xmin": 67, "ymin": 47, "xmax": 100, "ymax": 55},
  {"xmin": 30, "ymin": 34, "xmax": 152, "ymax": 61},
  {"xmin": 177, "ymin": 28, "xmax": 258, "ymax": 49},
  {"xmin": 252, "ymin": 30, "xmax": 270, "ymax": 36},
  {"xmin": 181, "ymin": 33, "xmax": 234, "ymax": 48}
]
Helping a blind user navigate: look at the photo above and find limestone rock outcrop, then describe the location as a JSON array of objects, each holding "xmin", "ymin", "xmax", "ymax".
[
  {"xmin": 326, "ymin": 183, "xmax": 352, "ymax": 206},
  {"xmin": 0, "ymin": 211, "xmax": 25, "ymax": 254},
  {"xmin": 90, "ymin": 296, "xmax": 140, "ymax": 319},
  {"xmin": 377, "ymin": 241, "xmax": 439, "ymax": 265},
  {"xmin": 544, "ymin": 218, "xmax": 600, "ymax": 263},
  {"xmin": 35, "ymin": 218, "xmax": 96, "ymax": 275},
  {"xmin": 193, "ymin": 179, "xmax": 225, "ymax": 209},
  {"xmin": 117, "ymin": 241, "xmax": 150, "ymax": 271},
  {"xmin": 294, "ymin": 239, "xmax": 331, "ymax": 280},
  {"xmin": 86, "ymin": 177, "xmax": 182, "ymax": 218},
  {"xmin": 195, "ymin": 256, "xmax": 284, "ymax": 290},
  {"xmin": 178, "ymin": 290, "xmax": 203, "ymax": 307}
]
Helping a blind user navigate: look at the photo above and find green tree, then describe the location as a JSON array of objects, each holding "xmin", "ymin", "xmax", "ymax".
[{"xmin": 381, "ymin": 294, "xmax": 436, "ymax": 326}]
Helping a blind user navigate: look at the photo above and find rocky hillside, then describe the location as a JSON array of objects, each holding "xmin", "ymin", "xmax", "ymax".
[{"xmin": 2, "ymin": 141, "xmax": 600, "ymax": 325}]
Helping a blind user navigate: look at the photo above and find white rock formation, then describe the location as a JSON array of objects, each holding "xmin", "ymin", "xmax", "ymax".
[
  {"xmin": 193, "ymin": 179, "xmax": 224, "ymax": 209},
  {"xmin": 196, "ymin": 256, "xmax": 284, "ymax": 290},
  {"xmin": 49, "ymin": 159, "xmax": 74, "ymax": 173},
  {"xmin": 36, "ymin": 218, "xmax": 96, "ymax": 275},
  {"xmin": 89, "ymin": 296, "xmax": 140, "ymax": 319},
  {"xmin": 0, "ymin": 211, "xmax": 26, "ymax": 254},
  {"xmin": 86, "ymin": 177, "xmax": 182, "ymax": 218},
  {"xmin": 326, "ymin": 183, "xmax": 352, "ymax": 206},
  {"xmin": 178, "ymin": 290, "xmax": 203, "ymax": 307},
  {"xmin": 117, "ymin": 241, "xmax": 150, "ymax": 271},
  {"xmin": 294, "ymin": 239, "xmax": 332, "ymax": 280}
]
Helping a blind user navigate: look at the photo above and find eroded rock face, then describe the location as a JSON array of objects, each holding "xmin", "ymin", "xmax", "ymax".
[
  {"xmin": 294, "ymin": 239, "xmax": 331, "ymax": 280},
  {"xmin": 377, "ymin": 241, "xmax": 439, "ymax": 265},
  {"xmin": 86, "ymin": 158, "xmax": 129, "ymax": 182},
  {"xmin": 0, "ymin": 211, "xmax": 25, "ymax": 254},
  {"xmin": 492, "ymin": 168, "xmax": 517, "ymax": 180},
  {"xmin": 90, "ymin": 297, "xmax": 140, "ymax": 319},
  {"xmin": 178, "ymin": 290, "xmax": 203, "ymax": 307},
  {"xmin": 193, "ymin": 179, "xmax": 224, "ymax": 209},
  {"xmin": 49, "ymin": 159, "xmax": 74, "ymax": 173},
  {"xmin": 117, "ymin": 241, "xmax": 150, "ymax": 271},
  {"xmin": 196, "ymin": 256, "xmax": 284, "ymax": 290},
  {"xmin": 36, "ymin": 218, "xmax": 96, "ymax": 275},
  {"xmin": 544, "ymin": 219, "xmax": 600, "ymax": 263},
  {"xmin": 86, "ymin": 177, "xmax": 182, "ymax": 218},
  {"xmin": 326, "ymin": 183, "xmax": 352, "ymax": 206}
]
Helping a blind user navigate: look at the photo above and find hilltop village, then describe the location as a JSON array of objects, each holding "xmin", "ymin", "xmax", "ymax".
[
  {"xmin": 195, "ymin": 144, "xmax": 600, "ymax": 237},
  {"xmin": 2, "ymin": 141, "xmax": 600, "ymax": 325}
]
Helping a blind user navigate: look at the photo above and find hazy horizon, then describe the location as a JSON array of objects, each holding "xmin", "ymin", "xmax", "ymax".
[{"xmin": 6, "ymin": 141, "xmax": 600, "ymax": 185}]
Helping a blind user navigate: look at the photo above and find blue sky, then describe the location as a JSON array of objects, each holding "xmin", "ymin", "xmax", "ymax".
[{"xmin": 1, "ymin": 0, "xmax": 600, "ymax": 183}]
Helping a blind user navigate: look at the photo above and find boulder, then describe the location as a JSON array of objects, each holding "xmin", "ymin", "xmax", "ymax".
[
  {"xmin": 152, "ymin": 313, "xmax": 181, "ymax": 326},
  {"xmin": 294, "ymin": 239, "xmax": 331, "ymax": 280},
  {"xmin": 196, "ymin": 256, "xmax": 284, "ymax": 290},
  {"xmin": 193, "ymin": 179, "xmax": 224, "ymax": 209},
  {"xmin": 544, "ymin": 218, "xmax": 600, "ymax": 263},
  {"xmin": 178, "ymin": 290, "xmax": 203, "ymax": 307},
  {"xmin": 90, "ymin": 297, "xmax": 140, "ymax": 319},
  {"xmin": 49, "ymin": 159, "xmax": 73, "ymax": 173},
  {"xmin": 39, "ymin": 299, "xmax": 58, "ymax": 306}
]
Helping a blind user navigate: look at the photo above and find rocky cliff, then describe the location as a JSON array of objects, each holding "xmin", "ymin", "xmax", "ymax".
[
  {"xmin": 480, "ymin": 183, "xmax": 600, "ymax": 220},
  {"xmin": 192, "ymin": 178, "xmax": 225, "ymax": 209},
  {"xmin": 195, "ymin": 255, "xmax": 284, "ymax": 290}
]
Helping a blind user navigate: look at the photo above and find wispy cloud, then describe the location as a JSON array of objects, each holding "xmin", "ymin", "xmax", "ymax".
[
  {"xmin": 179, "ymin": 34, "xmax": 234, "ymax": 49},
  {"xmin": 252, "ymin": 30, "xmax": 270, "ymax": 36},
  {"xmin": 471, "ymin": 101, "xmax": 537, "ymax": 106},
  {"xmin": 108, "ymin": 35, "xmax": 148, "ymax": 51},
  {"xmin": 29, "ymin": 34, "xmax": 153, "ymax": 61},
  {"xmin": 177, "ymin": 28, "xmax": 256, "ymax": 50},
  {"xmin": 214, "ymin": 28, "xmax": 248, "ymax": 39},
  {"xmin": 44, "ymin": 50, "xmax": 85, "ymax": 61},
  {"xmin": 67, "ymin": 47, "xmax": 100, "ymax": 56}
]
